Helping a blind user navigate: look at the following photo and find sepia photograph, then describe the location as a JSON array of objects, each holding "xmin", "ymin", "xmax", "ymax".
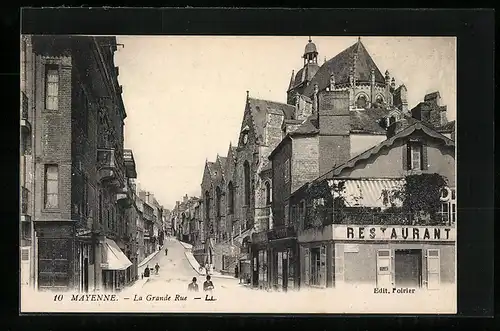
[{"xmin": 20, "ymin": 33, "xmax": 457, "ymax": 314}]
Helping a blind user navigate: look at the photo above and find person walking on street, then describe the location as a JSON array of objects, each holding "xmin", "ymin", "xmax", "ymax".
[
  {"xmin": 165, "ymin": 247, "xmax": 168, "ymax": 256},
  {"xmin": 144, "ymin": 265, "xmax": 150, "ymax": 278},
  {"xmin": 155, "ymin": 263, "xmax": 160, "ymax": 275},
  {"xmin": 188, "ymin": 277, "xmax": 199, "ymax": 292},
  {"xmin": 203, "ymin": 275, "xmax": 214, "ymax": 292}
]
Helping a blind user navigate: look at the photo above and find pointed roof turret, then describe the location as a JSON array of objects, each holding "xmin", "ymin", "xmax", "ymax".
[
  {"xmin": 287, "ymin": 70, "xmax": 295, "ymax": 91},
  {"xmin": 302, "ymin": 37, "xmax": 386, "ymax": 96}
]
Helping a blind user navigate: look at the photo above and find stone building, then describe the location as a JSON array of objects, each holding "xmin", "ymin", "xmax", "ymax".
[
  {"xmin": 21, "ymin": 35, "xmax": 136, "ymax": 292},
  {"xmin": 248, "ymin": 37, "xmax": 457, "ymax": 291}
]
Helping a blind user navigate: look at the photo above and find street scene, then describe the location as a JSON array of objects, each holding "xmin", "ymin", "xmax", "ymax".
[{"xmin": 20, "ymin": 34, "xmax": 457, "ymax": 313}]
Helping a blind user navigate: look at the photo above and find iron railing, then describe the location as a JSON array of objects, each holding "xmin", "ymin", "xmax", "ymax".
[{"xmin": 323, "ymin": 210, "xmax": 455, "ymax": 227}]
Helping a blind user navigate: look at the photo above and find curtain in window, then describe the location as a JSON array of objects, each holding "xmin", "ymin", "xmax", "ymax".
[
  {"xmin": 46, "ymin": 68, "xmax": 59, "ymax": 110},
  {"xmin": 45, "ymin": 165, "xmax": 59, "ymax": 208}
]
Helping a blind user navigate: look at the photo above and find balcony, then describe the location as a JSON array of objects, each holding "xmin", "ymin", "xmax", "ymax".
[
  {"xmin": 267, "ymin": 225, "xmax": 297, "ymax": 241},
  {"xmin": 21, "ymin": 186, "xmax": 29, "ymax": 216},
  {"xmin": 20, "ymin": 91, "xmax": 31, "ymax": 132},
  {"xmin": 97, "ymin": 148, "xmax": 125, "ymax": 190},
  {"xmin": 116, "ymin": 185, "xmax": 133, "ymax": 208}
]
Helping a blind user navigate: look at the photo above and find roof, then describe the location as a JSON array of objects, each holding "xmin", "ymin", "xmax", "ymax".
[
  {"xmin": 304, "ymin": 40, "xmax": 318, "ymax": 56},
  {"xmin": 293, "ymin": 64, "xmax": 320, "ymax": 89},
  {"xmin": 350, "ymin": 108, "xmax": 391, "ymax": 134},
  {"xmin": 217, "ymin": 156, "xmax": 227, "ymax": 170},
  {"xmin": 247, "ymin": 97, "xmax": 296, "ymax": 143},
  {"xmin": 322, "ymin": 122, "xmax": 455, "ymax": 179},
  {"xmin": 206, "ymin": 161, "xmax": 216, "ymax": 178},
  {"xmin": 302, "ymin": 40, "xmax": 386, "ymax": 97},
  {"xmin": 435, "ymin": 120, "xmax": 456, "ymax": 133},
  {"xmin": 424, "ymin": 91, "xmax": 441, "ymax": 101},
  {"xmin": 289, "ymin": 115, "xmax": 319, "ymax": 136}
]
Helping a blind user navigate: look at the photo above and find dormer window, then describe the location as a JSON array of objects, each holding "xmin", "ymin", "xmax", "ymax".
[{"xmin": 406, "ymin": 141, "xmax": 423, "ymax": 171}]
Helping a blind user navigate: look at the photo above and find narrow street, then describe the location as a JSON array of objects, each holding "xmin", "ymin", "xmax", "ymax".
[{"xmin": 139, "ymin": 238, "xmax": 240, "ymax": 293}]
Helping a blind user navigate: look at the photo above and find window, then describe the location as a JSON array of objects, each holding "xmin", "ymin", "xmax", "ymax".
[
  {"xmin": 227, "ymin": 182, "xmax": 234, "ymax": 214},
  {"xmin": 310, "ymin": 247, "xmax": 321, "ymax": 286},
  {"xmin": 44, "ymin": 165, "xmax": 59, "ymax": 209},
  {"xmin": 264, "ymin": 181, "xmax": 271, "ymax": 205},
  {"xmin": 406, "ymin": 142, "xmax": 423, "ymax": 171},
  {"xmin": 284, "ymin": 159, "xmax": 290, "ymax": 184},
  {"xmin": 243, "ymin": 161, "xmax": 251, "ymax": 206},
  {"xmin": 284, "ymin": 203, "xmax": 289, "ymax": 226},
  {"xmin": 215, "ymin": 186, "xmax": 222, "ymax": 218},
  {"xmin": 356, "ymin": 95, "xmax": 367, "ymax": 109},
  {"xmin": 376, "ymin": 95, "xmax": 384, "ymax": 105},
  {"xmin": 45, "ymin": 65, "xmax": 59, "ymax": 110},
  {"xmin": 439, "ymin": 202, "xmax": 449, "ymax": 224}
]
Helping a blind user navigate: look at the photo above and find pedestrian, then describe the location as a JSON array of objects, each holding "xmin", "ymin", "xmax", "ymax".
[
  {"xmin": 234, "ymin": 265, "xmax": 239, "ymax": 278},
  {"xmin": 205, "ymin": 263, "xmax": 210, "ymax": 275},
  {"xmin": 188, "ymin": 277, "xmax": 199, "ymax": 292},
  {"xmin": 155, "ymin": 263, "xmax": 160, "ymax": 275},
  {"xmin": 165, "ymin": 247, "xmax": 168, "ymax": 256},
  {"xmin": 203, "ymin": 275, "xmax": 214, "ymax": 292},
  {"xmin": 144, "ymin": 265, "xmax": 150, "ymax": 278}
]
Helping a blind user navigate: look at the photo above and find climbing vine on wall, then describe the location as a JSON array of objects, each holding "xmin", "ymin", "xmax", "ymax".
[
  {"xmin": 305, "ymin": 180, "xmax": 344, "ymax": 228},
  {"xmin": 381, "ymin": 173, "xmax": 448, "ymax": 225}
]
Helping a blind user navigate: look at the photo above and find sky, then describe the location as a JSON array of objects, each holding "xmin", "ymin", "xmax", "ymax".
[{"xmin": 113, "ymin": 36, "xmax": 456, "ymax": 210}]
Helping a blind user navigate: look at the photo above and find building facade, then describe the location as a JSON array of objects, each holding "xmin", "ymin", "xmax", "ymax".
[
  {"xmin": 293, "ymin": 120, "xmax": 456, "ymax": 290},
  {"xmin": 21, "ymin": 35, "xmax": 137, "ymax": 293}
]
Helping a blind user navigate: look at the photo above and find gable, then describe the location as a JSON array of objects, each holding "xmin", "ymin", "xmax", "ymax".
[{"xmin": 328, "ymin": 123, "xmax": 455, "ymax": 180}]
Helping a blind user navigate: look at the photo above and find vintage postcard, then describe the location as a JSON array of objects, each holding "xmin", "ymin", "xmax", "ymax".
[{"xmin": 20, "ymin": 34, "xmax": 457, "ymax": 314}]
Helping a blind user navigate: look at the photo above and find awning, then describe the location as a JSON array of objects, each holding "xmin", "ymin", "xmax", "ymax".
[
  {"xmin": 330, "ymin": 178, "xmax": 404, "ymax": 208},
  {"xmin": 101, "ymin": 238, "xmax": 133, "ymax": 271}
]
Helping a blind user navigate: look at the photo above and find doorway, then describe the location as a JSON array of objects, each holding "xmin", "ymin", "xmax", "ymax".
[
  {"xmin": 83, "ymin": 258, "xmax": 89, "ymax": 292},
  {"xmin": 394, "ymin": 249, "xmax": 422, "ymax": 287}
]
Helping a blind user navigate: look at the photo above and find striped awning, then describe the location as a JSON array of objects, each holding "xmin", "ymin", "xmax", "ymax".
[
  {"xmin": 329, "ymin": 178, "xmax": 404, "ymax": 208},
  {"xmin": 101, "ymin": 238, "xmax": 133, "ymax": 271}
]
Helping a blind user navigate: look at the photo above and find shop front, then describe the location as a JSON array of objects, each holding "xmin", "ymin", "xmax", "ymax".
[
  {"xmin": 299, "ymin": 224, "xmax": 456, "ymax": 290},
  {"xmin": 267, "ymin": 226, "xmax": 299, "ymax": 292},
  {"xmin": 100, "ymin": 237, "xmax": 133, "ymax": 292},
  {"xmin": 250, "ymin": 230, "xmax": 269, "ymax": 289}
]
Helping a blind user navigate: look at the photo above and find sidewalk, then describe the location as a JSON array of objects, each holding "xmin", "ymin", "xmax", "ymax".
[
  {"xmin": 178, "ymin": 240, "xmax": 235, "ymax": 280},
  {"xmin": 138, "ymin": 249, "xmax": 161, "ymax": 269}
]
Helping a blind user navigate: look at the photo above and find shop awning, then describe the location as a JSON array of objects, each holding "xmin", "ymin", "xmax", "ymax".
[
  {"xmin": 330, "ymin": 178, "xmax": 404, "ymax": 208},
  {"xmin": 101, "ymin": 238, "xmax": 133, "ymax": 271}
]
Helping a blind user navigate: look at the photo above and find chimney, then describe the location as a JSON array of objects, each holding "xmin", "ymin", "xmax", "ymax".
[{"xmin": 318, "ymin": 90, "xmax": 351, "ymax": 175}]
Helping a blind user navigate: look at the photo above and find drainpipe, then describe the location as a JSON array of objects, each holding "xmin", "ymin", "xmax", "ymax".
[{"xmin": 28, "ymin": 35, "xmax": 37, "ymax": 291}]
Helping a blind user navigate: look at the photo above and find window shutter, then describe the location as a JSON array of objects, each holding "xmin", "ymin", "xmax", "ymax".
[
  {"xmin": 376, "ymin": 249, "xmax": 393, "ymax": 288},
  {"xmin": 402, "ymin": 143, "xmax": 409, "ymax": 170},
  {"xmin": 20, "ymin": 247, "xmax": 31, "ymax": 286},
  {"xmin": 320, "ymin": 245, "xmax": 327, "ymax": 287},
  {"xmin": 421, "ymin": 144, "xmax": 429, "ymax": 170},
  {"xmin": 426, "ymin": 249, "xmax": 440, "ymax": 289},
  {"xmin": 304, "ymin": 247, "xmax": 310, "ymax": 286}
]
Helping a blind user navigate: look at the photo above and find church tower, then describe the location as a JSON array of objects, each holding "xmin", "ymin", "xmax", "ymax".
[{"xmin": 287, "ymin": 37, "xmax": 320, "ymax": 105}]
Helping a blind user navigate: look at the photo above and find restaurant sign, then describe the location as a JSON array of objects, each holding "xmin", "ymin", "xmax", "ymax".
[{"xmin": 333, "ymin": 225, "xmax": 455, "ymax": 242}]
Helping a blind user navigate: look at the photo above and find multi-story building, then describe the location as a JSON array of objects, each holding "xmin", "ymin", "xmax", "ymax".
[
  {"xmin": 261, "ymin": 37, "xmax": 456, "ymax": 292},
  {"xmin": 291, "ymin": 118, "xmax": 455, "ymax": 291},
  {"xmin": 139, "ymin": 191, "xmax": 155, "ymax": 256},
  {"xmin": 21, "ymin": 35, "xmax": 137, "ymax": 293}
]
